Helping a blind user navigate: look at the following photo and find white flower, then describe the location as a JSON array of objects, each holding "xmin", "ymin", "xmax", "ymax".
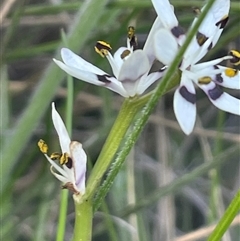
[
  {"xmin": 38, "ymin": 102, "xmax": 87, "ymax": 195},
  {"xmin": 53, "ymin": 26, "xmax": 165, "ymax": 98},
  {"xmin": 152, "ymin": 0, "xmax": 240, "ymax": 134}
]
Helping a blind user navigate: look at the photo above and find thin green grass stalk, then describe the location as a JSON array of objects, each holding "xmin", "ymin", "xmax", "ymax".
[
  {"xmin": 120, "ymin": 145, "xmax": 238, "ymax": 217},
  {"xmin": 207, "ymin": 189, "xmax": 240, "ymax": 241},
  {"xmin": 1, "ymin": 0, "xmax": 110, "ymax": 194},
  {"xmin": 0, "ymin": 66, "xmax": 9, "ymax": 145},
  {"xmin": 93, "ymin": 0, "xmax": 218, "ymax": 211},
  {"xmin": 209, "ymin": 111, "xmax": 225, "ymax": 222},
  {"xmin": 100, "ymin": 202, "xmax": 119, "ymax": 241}
]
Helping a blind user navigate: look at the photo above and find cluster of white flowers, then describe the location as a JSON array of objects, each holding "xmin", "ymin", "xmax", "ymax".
[{"xmin": 39, "ymin": 0, "xmax": 239, "ymax": 193}]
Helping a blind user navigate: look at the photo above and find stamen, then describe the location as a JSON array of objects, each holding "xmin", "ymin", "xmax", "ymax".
[
  {"xmin": 121, "ymin": 49, "xmax": 131, "ymax": 59},
  {"xmin": 50, "ymin": 152, "xmax": 62, "ymax": 160},
  {"xmin": 128, "ymin": 26, "xmax": 137, "ymax": 49},
  {"xmin": 38, "ymin": 139, "xmax": 48, "ymax": 154},
  {"xmin": 95, "ymin": 41, "xmax": 112, "ymax": 57},
  {"xmin": 198, "ymin": 76, "xmax": 212, "ymax": 85},
  {"xmin": 229, "ymin": 50, "xmax": 240, "ymax": 66},
  {"xmin": 225, "ymin": 68, "xmax": 238, "ymax": 77},
  {"xmin": 59, "ymin": 153, "xmax": 69, "ymax": 165},
  {"xmin": 128, "ymin": 26, "xmax": 135, "ymax": 40}
]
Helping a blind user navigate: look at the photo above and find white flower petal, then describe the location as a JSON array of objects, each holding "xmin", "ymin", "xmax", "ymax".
[
  {"xmin": 151, "ymin": 0, "xmax": 178, "ymax": 30},
  {"xmin": 154, "ymin": 29, "xmax": 178, "ymax": 65},
  {"xmin": 118, "ymin": 50, "xmax": 150, "ymax": 97},
  {"xmin": 51, "ymin": 103, "xmax": 71, "ymax": 153},
  {"xmin": 213, "ymin": 66, "xmax": 240, "ymax": 89},
  {"xmin": 198, "ymin": 81, "xmax": 240, "ymax": 115},
  {"xmin": 70, "ymin": 141, "xmax": 87, "ymax": 194},
  {"xmin": 137, "ymin": 69, "xmax": 166, "ymax": 95},
  {"xmin": 113, "ymin": 47, "xmax": 130, "ymax": 76},
  {"xmin": 60, "ymin": 48, "xmax": 106, "ymax": 75},
  {"xmin": 174, "ymin": 75, "xmax": 196, "ymax": 135},
  {"xmin": 53, "ymin": 59, "xmax": 108, "ymax": 86},
  {"xmin": 143, "ymin": 17, "xmax": 163, "ymax": 65}
]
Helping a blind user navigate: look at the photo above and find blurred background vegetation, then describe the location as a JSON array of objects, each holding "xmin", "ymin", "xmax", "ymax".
[{"xmin": 1, "ymin": 0, "xmax": 240, "ymax": 240}]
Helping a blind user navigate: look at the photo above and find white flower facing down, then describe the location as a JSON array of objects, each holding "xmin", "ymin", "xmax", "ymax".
[
  {"xmin": 152, "ymin": 0, "xmax": 240, "ymax": 134},
  {"xmin": 38, "ymin": 102, "xmax": 87, "ymax": 195},
  {"xmin": 53, "ymin": 26, "xmax": 165, "ymax": 98}
]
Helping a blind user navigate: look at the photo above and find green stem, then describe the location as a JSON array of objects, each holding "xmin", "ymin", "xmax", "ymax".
[
  {"xmin": 73, "ymin": 196, "xmax": 93, "ymax": 241},
  {"xmin": 208, "ymin": 189, "xmax": 240, "ymax": 241},
  {"xmin": 86, "ymin": 98, "xmax": 142, "ymax": 198}
]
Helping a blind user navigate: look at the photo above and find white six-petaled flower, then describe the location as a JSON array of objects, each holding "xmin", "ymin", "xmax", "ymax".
[
  {"xmin": 38, "ymin": 102, "xmax": 87, "ymax": 195},
  {"xmin": 53, "ymin": 26, "xmax": 165, "ymax": 98},
  {"xmin": 152, "ymin": 0, "xmax": 240, "ymax": 135}
]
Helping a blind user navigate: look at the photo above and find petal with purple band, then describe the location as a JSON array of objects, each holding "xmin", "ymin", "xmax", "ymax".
[
  {"xmin": 198, "ymin": 81, "xmax": 240, "ymax": 115},
  {"xmin": 174, "ymin": 75, "xmax": 196, "ymax": 135}
]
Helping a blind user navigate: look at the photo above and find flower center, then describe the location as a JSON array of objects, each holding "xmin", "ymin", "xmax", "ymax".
[{"xmin": 95, "ymin": 41, "xmax": 112, "ymax": 57}]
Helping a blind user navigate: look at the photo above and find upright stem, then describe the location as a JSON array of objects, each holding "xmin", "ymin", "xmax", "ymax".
[
  {"xmin": 208, "ymin": 189, "xmax": 240, "ymax": 241},
  {"xmin": 86, "ymin": 98, "xmax": 142, "ymax": 198},
  {"xmin": 73, "ymin": 196, "xmax": 93, "ymax": 241}
]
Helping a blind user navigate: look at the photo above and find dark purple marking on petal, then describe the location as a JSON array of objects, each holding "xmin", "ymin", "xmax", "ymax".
[
  {"xmin": 196, "ymin": 32, "xmax": 208, "ymax": 46},
  {"xmin": 216, "ymin": 74, "xmax": 223, "ymax": 83},
  {"xmin": 97, "ymin": 74, "xmax": 112, "ymax": 83},
  {"xmin": 179, "ymin": 86, "xmax": 196, "ymax": 104},
  {"xmin": 65, "ymin": 157, "xmax": 73, "ymax": 169},
  {"xmin": 213, "ymin": 66, "xmax": 223, "ymax": 83},
  {"xmin": 171, "ymin": 26, "xmax": 185, "ymax": 38},
  {"xmin": 215, "ymin": 16, "xmax": 229, "ymax": 29},
  {"xmin": 208, "ymin": 85, "xmax": 223, "ymax": 100},
  {"xmin": 208, "ymin": 42, "xmax": 213, "ymax": 51}
]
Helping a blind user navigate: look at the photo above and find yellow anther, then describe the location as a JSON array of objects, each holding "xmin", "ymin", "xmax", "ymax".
[
  {"xmin": 50, "ymin": 152, "xmax": 62, "ymax": 160},
  {"xmin": 59, "ymin": 153, "xmax": 70, "ymax": 165},
  {"xmin": 38, "ymin": 139, "xmax": 48, "ymax": 154},
  {"xmin": 128, "ymin": 26, "xmax": 135, "ymax": 40},
  {"xmin": 198, "ymin": 76, "xmax": 212, "ymax": 84},
  {"xmin": 225, "ymin": 68, "xmax": 238, "ymax": 77},
  {"xmin": 121, "ymin": 49, "xmax": 131, "ymax": 59},
  {"xmin": 127, "ymin": 26, "xmax": 138, "ymax": 49},
  {"xmin": 229, "ymin": 50, "xmax": 240, "ymax": 66},
  {"xmin": 95, "ymin": 41, "xmax": 112, "ymax": 57}
]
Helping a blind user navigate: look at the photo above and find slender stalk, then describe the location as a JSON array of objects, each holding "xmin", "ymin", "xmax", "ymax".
[
  {"xmin": 208, "ymin": 189, "xmax": 240, "ymax": 241},
  {"xmin": 72, "ymin": 196, "xmax": 93, "ymax": 241},
  {"xmin": 86, "ymin": 98, "xmax": 142, "ymax": 198}
]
